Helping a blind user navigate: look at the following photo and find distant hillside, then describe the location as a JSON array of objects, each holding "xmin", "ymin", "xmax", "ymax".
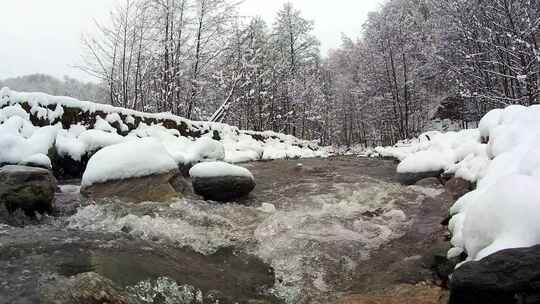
[{"xmin": 0, "ymin": 74, "xmax": 108, "ymax": 103}]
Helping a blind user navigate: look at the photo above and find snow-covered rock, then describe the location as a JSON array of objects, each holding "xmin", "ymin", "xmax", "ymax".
[
  {"xmin": 186, "ymin": 137, "xmax": 225, "ymax": 164},
  {"xmin": 18, "ymin": 153, "xmax": 52, "ymax": 169},
  {"xmin": 0, "ymin": 165, "xmax": 57, "ymax": 216},
  {"xmin": 189, "ymin": 161, "xmax": 254, "ymax": 179},
  {"xmin": 80, "ymin": 139, "xmax": 185, "ymax": 202},
  {"xmin": 189, "ymin": 161, "xmax": 255, "ymax": 202},
  {"xmin": 82, "ymin": 138, "xmax": 178, "ymax": 187}
]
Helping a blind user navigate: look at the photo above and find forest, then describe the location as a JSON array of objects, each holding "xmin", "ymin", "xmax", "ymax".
[{"xmin": 79, "ymin": 0, "xmax": 540, "ymax": 146}]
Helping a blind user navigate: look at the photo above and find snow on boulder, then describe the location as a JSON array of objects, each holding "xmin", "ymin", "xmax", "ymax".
[
  {"xmin": 186, "ymin": 137, "xmax": 225, "ymax": 164},
  {"xmin": 0, "ymin": 117, "xmax": 59, "ymax": 165},
  {"xmin": 444, "ymin": 105, "xmax": 540, "ymax": 262},
  {"xmin": 189, "ymin": 161, "xmax": 254, "ymax": 179},
  {"xmin": 19, "ymin": 153, "xmax": 52, "ymax": 169},
  {"xmin": 458, "ymin": 175, "xmax": 540, "ymax": 261},
  {"xmin": 189, "ymin": 161, "xmax": 255, "ymax": 202},
  {"xmin": 82, "ymin": 138, "xmax": 178, "ymax": 187},
  {"xmin": 397, "ymin": 150, "xmax": 454, "ymax": 174},
  {"xmin": 478, "ymin": 108, "xmax": 502, "ymax": 140},
  {"xmin": 80, "ymin": 138, "xmax": 184, "ymax": 202}
]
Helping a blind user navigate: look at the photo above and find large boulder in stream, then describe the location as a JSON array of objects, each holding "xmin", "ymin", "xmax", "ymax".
[
  {"xmin": 449, "ymin": 245, "xmax": 540, "ymax": 304},
  {"xmin": 190, "ymin": 162, "xmax": 255, "ymax": 202},
  {"xmin": 80, "ymin": 139, "xmax": 185, "ymax": 202},
  {"xmin": 0, "ymin": 165, "xmax": 57, "ymax": 216},
  {"xmin": 81, "ymin": 171, "xmax": 185, "ymax": 203}
]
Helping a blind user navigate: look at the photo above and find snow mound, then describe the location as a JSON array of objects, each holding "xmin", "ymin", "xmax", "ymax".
[
  {"xmin": 189, "ymin": 161, "xmax": 254, "ymax": 179},
  {"xmin": 82, "ymin": 138, "xmax": 178, "ymax": 187},
  {"xmin": 381, "ymin": 129, "xmax": 488, "ymax": 181},
  {"xmin": 0, "ymin": 115, "xmax": 59, "ymax": 165}
]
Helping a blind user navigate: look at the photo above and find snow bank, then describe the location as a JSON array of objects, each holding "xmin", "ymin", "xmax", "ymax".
[
  {"xmin": 0, "ymin": 87, "xmax": 326, "ymax": 175},
  {"xmin": 81, "ymin": 138, "xmax": 178, "ymax": 187},
  {"xmin": 189, "ymin": 161, "xmax": 254, "ymax": 179},
  {"xmin": 377, "ymin": 129, "xmax": 489, "ymax": 181},
  {"xmin": 447, "ymin": 106, "xmax": 540, "ymax": 261},
  {"xmin": 381, "ymin": 105, "xmax": 540, "ymax": 262}
]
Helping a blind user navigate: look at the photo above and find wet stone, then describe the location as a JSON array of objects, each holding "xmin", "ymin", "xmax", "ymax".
[{"xmin": 0, "ymin": 165, "xmax": 57, "ymax": 217}]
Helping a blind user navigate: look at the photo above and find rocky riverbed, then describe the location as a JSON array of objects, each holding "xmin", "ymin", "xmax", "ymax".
[{"xmin": 0, "ymin": 156, "xmax": 453, "ymax": 304}]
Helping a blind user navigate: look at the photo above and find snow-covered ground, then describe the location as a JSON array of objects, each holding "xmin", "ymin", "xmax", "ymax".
[
  {"xmin": 375, "ymin": 105, "xmax": 540, "ymax": 263},
  {"xmin": 0, "ymin": 87, "xmax": 327, "ymax": 180}
]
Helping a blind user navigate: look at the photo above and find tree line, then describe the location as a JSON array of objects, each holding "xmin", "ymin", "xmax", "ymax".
[{"xmin": 82, "ymin": 0, "xmax": 540, "ymax": 147}]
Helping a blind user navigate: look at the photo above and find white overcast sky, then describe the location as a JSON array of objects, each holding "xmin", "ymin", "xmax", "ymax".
[{"xmin": 0, "ymin": 0, "xmax": 382, "ymax": 82}]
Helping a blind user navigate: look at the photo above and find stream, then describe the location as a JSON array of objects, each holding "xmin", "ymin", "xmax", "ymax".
[{"xmin": 0, "ymin": 156, "xmax": 451, "ymax": 304}]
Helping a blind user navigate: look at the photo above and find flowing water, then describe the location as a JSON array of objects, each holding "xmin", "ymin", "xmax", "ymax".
[{"xmin": 0, "ymin": 157, "xmax": 449, "ymax": 304}]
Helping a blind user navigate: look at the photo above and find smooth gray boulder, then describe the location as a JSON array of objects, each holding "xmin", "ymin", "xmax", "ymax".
[
  {"xmin": 81, "ymin": 170, "xmax": 185, "ymax": 203},
  {"xmin": 192, "ymin": 176, "xmax": 256, "ymax": 202},
  {"xmin": 190, "ymin": 162, "xmax": 255, "ymax": 202},
  {"xmin": 0, "ymin": 165, "xmax": 57, "ymax": 216}
]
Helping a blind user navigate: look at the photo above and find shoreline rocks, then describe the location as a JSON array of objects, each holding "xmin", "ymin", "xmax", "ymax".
[
  {"xmin": 0, "ymin": 165, "xmax": 57, "ymax": 217},
  {"xmin": 449, "ymin": 245, "xmax": 540, "ymax": 304},
  {"xmin": 397, "ymin": 170, "xmax": 443, "ymax": 185}
]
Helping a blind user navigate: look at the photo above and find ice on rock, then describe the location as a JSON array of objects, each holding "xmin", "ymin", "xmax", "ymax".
[{"xmin": 82, "ymin": 138, "xmax": 178, "ymax": 187}]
